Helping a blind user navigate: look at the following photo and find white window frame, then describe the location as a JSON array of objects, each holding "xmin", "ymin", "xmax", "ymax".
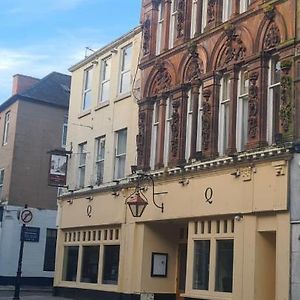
[
  {"xmin": 196, "ymin": 87, "xmax": 203, "ymax": 152},
  {"xmin": 156, "ymin": 2, "xmax": 165, "ymax": 54},
  {"xmin": 78, "ymin": 142, "xmax": 87, "ymax": 188},
  {"xmin": 2, "ymin": 111, "xmax": 10, "ymax": 146},
  {"xmin": 267, "ymin": 58, "xmax": 281, "ymax": 145},
  {"xmin": 100, "ymin": 56, "xmax": 111, "ymax": 103},
  {"xmin": 95, "ymin": 136, "xmax": 106, "ymax": 185},
  {"xmin": 240, "ymin": 0, "xmax": 250, "ymax": 13},
  {"xmin": 201, "ymin": 0, "xmax": 208, "ymax": 33},
  {"xmin": 222, "ymin": 0, "xmax": 232, "ymax": 22},
  {"xmin": 169, "ymin": 0, "xmax": 178, "ymax": 49},
  {"xmin": 218, "ymin": 75, "xmax": 230, "ymax": 156},
  {"xmin": 163, "ymin": 98, "xmax": 172, "ymax": 166},
  {"xmin": 150, "ymin": 103, "xmax": 159, "ymax": 170},
  {"xmin": 190, "ymin": 0, "xmax": 198, "ymax": 38},
  {"xmin": 119, "ymin": 44, "xmax": 132, "ymax": 95},
  {"xmin": 82, "ymin": 67, "xmax": 93, "ymax": 111},
  {"xmin": 0, "ymin": 169, "xmax": 4, "ymax": 200},
  {"xmin": 61, "ymin": 114, "xmax": 68, "ymax": 148},
  {"xmin": 236, "ymin": 69, "xmax": 249, "ymax": 152},
  {"xmin": 185, "ymin": 90, "xmax": 193, "ymax": 161},
  {"xmin": 114, "ymin": 129, "xmax": 127, "ymax": 179}
]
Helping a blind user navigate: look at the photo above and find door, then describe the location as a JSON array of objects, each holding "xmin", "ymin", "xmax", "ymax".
[{"xmin": 176, "ymin": 243, "xmax": 187, "ymax": 300}]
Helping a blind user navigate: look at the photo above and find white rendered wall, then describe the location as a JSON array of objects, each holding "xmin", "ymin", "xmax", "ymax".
[{"xmin": 0, "ymin": 205, "xmax": 57, "ymax": 279}]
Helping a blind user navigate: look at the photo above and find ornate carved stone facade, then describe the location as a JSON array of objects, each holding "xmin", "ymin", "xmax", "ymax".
[
  {"xmin": 138, "ymin": 0, "xmax": 294, "ymax": 170},
  {"xmin": 142, "ymin": 17, "xmax": 151, "ymax": 55}
]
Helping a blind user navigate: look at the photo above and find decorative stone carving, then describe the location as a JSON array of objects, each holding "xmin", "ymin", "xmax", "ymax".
[
  {"xmin": 202, "ymin": 89, "xmax": 212, "ymax": 151},
  {"xmin": 171, "ymin": 100, "xmax": 180, "ymax": 157},
  {"xmin": 136, "ymin": 111, "xmax": 146, "ymax": 166},
  {"xmin": 218, "ymin": 28, "xmax": 246, "ymax": 67},
  {"xmin": 248, "ymin": 72, "xmax": 259, "ymax": 139},
  {"xmin": 264, "ymin": 6, "xmax": 276, "ymax": 20},
  {"xmin": 264, "ymin": 22, "xmax": 280, "ymax": 50},
  {"xmin": 151, "ymin": 61, "xmax": 172, "ymax": 95},
  {"xmin": 272, "ymin": 160, "xmax": 286, "ymax": 176},
  {"xmin": 185, "ymin": 43, "xmax": 204, "ymax": 82},
  {"xmin": 240, "ymin": 167, "xmax": 253, "ymax": 182},
  {"xmin": 207, "ymin": 0, "xmax": 216, "ymax": 24},
  {"xmin": 142, "ymin": 17, "xmax": 151, "ymax": 55},
  {"xmin": 177, "ymin": 0, "xmax": 185, "ymax": 38},
  {"xmin": 280, "ymin": 60, "xmax": 292, "ymax": 133}
]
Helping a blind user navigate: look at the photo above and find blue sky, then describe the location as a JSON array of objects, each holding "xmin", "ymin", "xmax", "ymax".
[{"xmin": 0, "ymin": 0, "xmax": 141, "ymax": 103}]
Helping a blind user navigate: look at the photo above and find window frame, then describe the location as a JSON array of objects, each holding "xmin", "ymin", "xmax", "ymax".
[
  {"xmin": 43, "ymin": 228, "xmax": 57, "ymax": 272},
  {"xmin": 196, "ymin": 87, "xmax": 203, "ymax": 152},
  {"xmin": 218, "ymin": 74, "xmax": 231, "ymax": 156},
  {"xmin": 114, "ymin": 128, "xmax": 127, "ymax": 179},
  {"xmin": 240, "ymin": 0, "xmax": 251, "ymax": 14},
  {"xmin": 2, "ymin": 111, "xmax": 10, "ymax": 146},
  {"xmin": 169, "ymin": 0, "xmax": 178, "ymax": 49},
  {"xmin": 163, "ymin": 98, "xmax": 172, "ymax": 166},
  {"xmin": 222, "ymin": 0, "xmax": 232, "ymax": 22},
  {"xmin": 267, "ymin": 57, "xmax": 281, "ymax": 145},
  {"xmin": 0, "ymin": 169, "xmax": 4, "ymax": 200},
  {"xmin": 185, "ymin": 89, "xmax": 193, "ymax": 161},
  {"xmin": 61, "ymin": 114, "xmax": 68, "ymax": 148},
  {"xmin": 150, "ymin": 102, "xmax": 159, "ymax": 169},
  {"xmin": 190, "ymin": 0, "xmax": 198, "ymax": 38},
  {"xmin": 78, "ymin": 142, "xmax": 87, "ymax": 188},
  {"xmin": 95, "ymin": 136, "xmax": 106, "ymax": 185},
  {"xmin": 82, "ymin": 67, "xmax": 93, "ymax": 111},
  {"xmin": 236, "ymin": 69, "xmax": 249, "ymax": 152},
  {"xmin": 119, "ymin": 44, "xmax": 132, "ymax": 95},
  {"xmin": 156, "ymin": 1, "xmax": 165, "ymax": 54},
  {"xmin": 100, "ymin": 56, "xmax": 112, "ymax": 103}
]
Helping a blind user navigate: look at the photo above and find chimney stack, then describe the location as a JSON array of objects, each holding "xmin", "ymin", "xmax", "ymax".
[{"xmin": 12, "ymin": 74, "xmax": 40, "ymax": 95}]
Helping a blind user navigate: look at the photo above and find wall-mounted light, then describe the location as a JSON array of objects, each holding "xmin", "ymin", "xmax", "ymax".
[{"xmin": 125, "ymin": 172, "xmax": 164, "ymax": 217}]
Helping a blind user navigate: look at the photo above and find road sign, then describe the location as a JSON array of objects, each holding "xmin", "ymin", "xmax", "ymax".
[
  {"xmin": 20, "ymin": 209, "xmax": 33, "ymax": 224},
  {"xmin": 21, "ymin": 226, "xmax": 40, "ymax": 242}
]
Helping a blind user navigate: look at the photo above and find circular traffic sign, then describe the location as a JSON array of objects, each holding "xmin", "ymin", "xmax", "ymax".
[{"xmin": 20, "ymin": 209, "xmax": 33, "ymax": 224}]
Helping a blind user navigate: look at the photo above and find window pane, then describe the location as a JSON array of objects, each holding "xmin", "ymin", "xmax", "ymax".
[
  {"xmin": 81, "ymin": 246, "xmax": 100, "ymax": 283},
  {"xmin": 97, "ymin": 138, "xmax": 105, "ymax": 160},
  {"xmin": 96, "ymin": 161, "xmax": 104, "ymax": 184},
  {"xmin": 272, "ymin": 59, "xmax": 281, "ymax": 84},
  {"xmin": 102, "ymin": 245, "xmax": 120, "ymax": 285},
  {"xmin": 122, "ymin": 46, "xmax": 132, "ymax": 72},
  {"xmin": 117, "ymin": 130, "xmax": 127, "ymax": 155},
  {"xmin": 215, "ymin": 240, "xmax": 234, "ymax": 292},
  {"xmin": 120, "ymin": 71, "xmax": 131, "ymax": 94},
  {"xmin": 102, "ymin": 58, "xmax": 111, "ymax": 81},
  {"xmin": 62, "ymin": 246, "xmax": 79, "ymax": 281},
  {"xmin": 43, "ymin": 229, "xmax": 57, "ymax": 271},
  {"xmin": 101, "ymin": 81, "xmax": 110, "ymax": 102},
  {"xmin": 116, "ymin": 156, "xmax": 125, "ymax": 179},
  {"xmin": 193, "ymin": 240, "xmax": 210, "ymax": 290},
  {"xmin": 85, "ymin": 68, "xmax": 92, "ymax": 90},
  {"xmin": 83, "ymin": 91, "xmax": 92, "ymax": 110}
]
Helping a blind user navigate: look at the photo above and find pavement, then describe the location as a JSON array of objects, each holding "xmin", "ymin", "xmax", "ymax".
[{"xmin": 0, "ymin": 287, "xmax": 73, "ymax": 300}]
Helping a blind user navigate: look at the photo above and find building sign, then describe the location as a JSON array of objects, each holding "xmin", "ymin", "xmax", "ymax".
[
  {"xmin": 21, "ymin": 226, "xmax": 40, "ymax": 242},
  {"xmin": 48, "ymin": 153, "xmax": 68, "ymax": 187}
]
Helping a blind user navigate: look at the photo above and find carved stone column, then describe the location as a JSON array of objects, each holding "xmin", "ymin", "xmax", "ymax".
[
  {"xmin": 205, "ymin": 0, "xmax": 222, "ymax": 31},
  {"xmin": 246, "ymin": 54, "xmax": 268, "ymax": 149},
  {"xmin": 202, "ymin": 75, "xmax": 220, "ymax": 159},
  {"xmin": 137, "ymin": 98, "xmax": 155, "ymax": 171},
  {"xmin": 190, "ymin": 80, "xmax": 201, "ymax": 160},
  {"xmin": 169, "ymin": 86, "xmax": 189, "ymax": 166},
  {"xmin": 227, "ymin": 67, "xmax": 238, "ymax": 154}
]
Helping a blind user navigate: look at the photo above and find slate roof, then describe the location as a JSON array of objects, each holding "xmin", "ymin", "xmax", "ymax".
[{"xmin": 0, "ymin": 72, "xmax": 71, "ymax": 112}]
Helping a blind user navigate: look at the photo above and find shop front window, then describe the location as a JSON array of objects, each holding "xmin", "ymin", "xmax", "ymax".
[
  {"xmin": 62, "ymin": 246, "xmax": 79, "ymax": 281},
  {"xmin": 102, "ymin": 245, "xmax": 120, "ymax": 285},
  {"xmin": 81, "ymin": 246, "xmax": 100, "ymax": 283}
]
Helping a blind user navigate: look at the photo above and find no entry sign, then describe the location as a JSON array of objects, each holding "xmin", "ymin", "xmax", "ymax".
[{"xmin": 20, "ymin": 209, "xmax": 33, "ymax": 224}]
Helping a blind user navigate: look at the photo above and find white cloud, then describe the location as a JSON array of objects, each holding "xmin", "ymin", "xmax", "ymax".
[{"xmin": 0, "ymin": 30, "xmax": 104, "ymax": 103}]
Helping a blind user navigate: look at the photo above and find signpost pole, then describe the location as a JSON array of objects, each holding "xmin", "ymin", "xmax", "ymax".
[{"xmin": 13, "ymin": 223, "xmax": 26, "ymax": 300}]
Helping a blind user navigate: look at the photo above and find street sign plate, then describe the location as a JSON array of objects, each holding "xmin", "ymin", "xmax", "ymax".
[
  {"xmin": 20, "ymin": 209, "xmax": 33, "ymax": 224},
  {"xmin": 21, "ymin": 226, "xmax": 40, "ymax": 242}
]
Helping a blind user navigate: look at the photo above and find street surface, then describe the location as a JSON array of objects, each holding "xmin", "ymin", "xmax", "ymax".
[{"xmin": 0, "ymin": 290, "xmax": 72, "ymax": 300}]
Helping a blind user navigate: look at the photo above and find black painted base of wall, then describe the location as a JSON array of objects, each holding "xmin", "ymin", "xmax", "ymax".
[
  {"xmin": 0, "ymin": 276, "xmax": 53, "ymax": 286},
  {"xmin": 53, "ymin": 287, "xmax": 176, "ymax": 300}
]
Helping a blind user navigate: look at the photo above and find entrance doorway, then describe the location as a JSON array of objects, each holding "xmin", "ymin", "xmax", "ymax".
[{"xmin": 176, "ymin": 243, "xmax": 187, "ymax": 300}]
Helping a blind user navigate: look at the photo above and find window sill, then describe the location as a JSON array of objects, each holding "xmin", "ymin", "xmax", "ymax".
[
  {"xmin": 115, "ymin": 92, "xmax": 131, "ymax": 103},
  {"xmin": 95, "ymin": 101, "xmax": 109, "ymax": 111},
  {"xmin": 78, "ymin": 109, "xmax": 91, "ymax": 119},
  {"xmin": 181, "ymin": 292, "xmax": 232, "ymax": 300}
]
